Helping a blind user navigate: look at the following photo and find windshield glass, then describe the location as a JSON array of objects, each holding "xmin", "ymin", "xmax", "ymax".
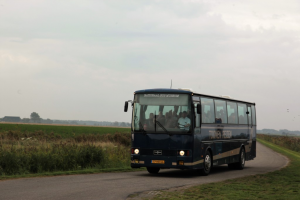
[{"xmin": 132, "ymin": 94, "xmax": 192, "ymax": 133}]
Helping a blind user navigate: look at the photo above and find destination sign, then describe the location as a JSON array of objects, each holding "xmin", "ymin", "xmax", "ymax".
[{"xmin": 144, "ymin": 94, "xmax": 179, "ymax": 98}]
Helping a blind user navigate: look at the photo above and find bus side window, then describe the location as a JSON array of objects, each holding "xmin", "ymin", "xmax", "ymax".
[
  {"xmin": 227, "ymin": 102, "xmax": 238, "ymax": 124},
  {"xmin": 247, "ymin": 105, "xmax": 252, "ymax": 125},
  {"xmin": 214, "ymin": 100, "xmax": 227, "ymax": 124},
  {"xmin": 200, "ymin": 98, "xmax": 215, "ymax": 124},
  {"xmin": 194, "ymin": 103, "xmax": 200, "ymax": 127},
  {"xmin": 251, "ymin": 105, "xmax": 256, "ymax": 125},
  {"xmin": 238, "ymin": 103, "xmax": 248, "ymax": 124}
]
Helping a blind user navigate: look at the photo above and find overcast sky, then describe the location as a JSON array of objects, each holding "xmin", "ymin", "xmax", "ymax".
[{"xmin": 1, "ymin": 0, "xmax": 300, "ymax": 130}]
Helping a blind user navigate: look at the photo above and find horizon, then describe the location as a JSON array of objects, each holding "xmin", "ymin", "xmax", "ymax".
[{"xmin": 1, "ymin": 1, "xmax": 300, "ymax": 130}]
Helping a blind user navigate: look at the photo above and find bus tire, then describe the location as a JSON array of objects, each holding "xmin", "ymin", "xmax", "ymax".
[
  {"xmin": 236, "ymin": 147, "xmax": 246, "ymax": 170},
  {"xmin": 199, "ymin": 150, "xmax": 212, "ymax": 176},
  {"xmin": 147, "ymin": 167, "xmax": 160, "ymax": 174}
]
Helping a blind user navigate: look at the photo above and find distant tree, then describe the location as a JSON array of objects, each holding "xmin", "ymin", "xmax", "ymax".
[
  {"xmin": 22, "ymin": 118, "xmax": 30, "ymax": 123},
  {"xmin": 30, "ymin": 112, "xmax": 41, "ymax": 123},
  {"xmin": 113, "ymin": 121, "xmax": 119, "ymax": 127},
  {"xmin": 120, "ymin": 122, "xmax": 126, "ymax": 127},
  {"xmin": 45, "ymin": 118, "xmax": 53, "ymax": 124},
  {"xmin": 71, "ymin": 121, "xmax": 78, "ymax": 125}
]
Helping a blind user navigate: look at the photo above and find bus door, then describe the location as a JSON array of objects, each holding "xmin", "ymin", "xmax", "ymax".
[{"xmin": 247, "ymin": 105, "xmax": 253, "ymax": 159}]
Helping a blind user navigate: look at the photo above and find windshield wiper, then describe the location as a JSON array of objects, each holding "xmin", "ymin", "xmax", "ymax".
[{"xmin": 155, "ymin": 120, "xmax": 172, "ymax": 135}]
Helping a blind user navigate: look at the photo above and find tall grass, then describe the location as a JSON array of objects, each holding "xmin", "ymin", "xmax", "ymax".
[
  {"xmin": 257, "ymin": 134, "xmax": 300, "ymax": 153},
  {"xmin": 0, "ymin": 128, "xmax": 132, "ymax": 176},
  {"xmin": 0, "ymin": 144, "xmax": 104, "ymax": 175}
]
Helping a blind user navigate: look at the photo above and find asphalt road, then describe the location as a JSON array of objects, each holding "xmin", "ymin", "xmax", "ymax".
[{"xmin": 0, "ymin": 142, "xmax": 289, "ymax": 200}]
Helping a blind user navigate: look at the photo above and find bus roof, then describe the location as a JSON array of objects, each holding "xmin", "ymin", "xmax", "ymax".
[{"xmin": 134, "ymin": 88, "xmax": 255, "ymax": 105}]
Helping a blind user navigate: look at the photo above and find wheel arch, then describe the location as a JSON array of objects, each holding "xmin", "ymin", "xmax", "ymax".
[{"xmin": 240, "ymin": 144, "xmax": 246, "ymax": 153}]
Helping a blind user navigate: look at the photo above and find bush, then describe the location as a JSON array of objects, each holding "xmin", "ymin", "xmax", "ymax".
[
  {"xmin": 0, "ymin": 144, "xmax": 105, "ymax": 175},
  {"xmin": 257, "ymin": 134, "xmax": 300, "ymax": 153}
]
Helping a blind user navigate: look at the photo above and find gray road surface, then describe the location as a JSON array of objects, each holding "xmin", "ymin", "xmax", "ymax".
[{"xmin": 0, "ymin": 142, "xmax": 289, "ymax": 200}]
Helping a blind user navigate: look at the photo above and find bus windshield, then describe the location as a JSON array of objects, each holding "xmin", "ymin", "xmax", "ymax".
[{"xmin": 132, "ymin": 94, "xmax": 192, "ymax": 134}]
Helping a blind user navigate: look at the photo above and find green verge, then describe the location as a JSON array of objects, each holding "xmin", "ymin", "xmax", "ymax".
[
  {"xmin": 149, "ymin": 139, "xmax": 300, "ymax": 200},
  {"xmin": 0, "ymin": 167, "xmax": 144, "ymax": 181}
]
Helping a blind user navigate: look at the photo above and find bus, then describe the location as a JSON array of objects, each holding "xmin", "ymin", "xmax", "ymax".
[{"xmin": 124, "ymin": 88, "xmax": 256, "ymax": 175}]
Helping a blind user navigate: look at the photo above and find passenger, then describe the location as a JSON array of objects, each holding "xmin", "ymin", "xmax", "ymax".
[
  {"xmin": 171, "ymin": 111, "xmax": 178, "ymax": 126},
  {"xmin": 220, "ymin": 109, "xmax": 225, "ymax": 121},
  {"xmin": 207, "ymin": 112, "xmax": 213, "ymax": 123},
  {"xmin": 215, "ymin": 118, "xmax": 222, "ymax": 123},
  {"xmin": 172, "ymin": 110, "xmax": 178, "ymax": 118},
  {"xmin": 157, "ymin": 111, "xmax": 165, "ymax": 125},
  {"xmin": 178, "ymin": 112, "xmax": 182, "ymax": 119},
  {"xmin": 177, "ymin": 111, "xmax": 191, "ymax": 130},
  {"xmin": 165, "ymin": 112, "xmax": 171, "ymax": 125},
  {"xmin": 202, "ymin": 112, "xmax": 208, "ymax": 123},
  {"xmin": 229, "ymin": 113, "xmax": 237, "ymax": 123},
  {"xmin": 169, "ymin": 110, "xmax": 172, "ymax": 117},
  {"xmin": 147, "ymin": 113, "xmax": 155, "ymax": 129},
  {"xmin": 165, "ymin": 111, "xmax": 177, "ymax": 128}
]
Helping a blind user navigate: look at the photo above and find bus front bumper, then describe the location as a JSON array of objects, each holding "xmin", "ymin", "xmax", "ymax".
[{"xmin": 131, "ymin": 155, "xmax": 201, "ymax": 169}]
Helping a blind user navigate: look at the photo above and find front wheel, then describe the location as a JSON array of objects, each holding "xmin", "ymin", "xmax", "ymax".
[
  {"xmin": 236, "ymin": 148, "xmax": 246, "ymax": 170},
  {"xmin": 228, "ymin": 148, "xmax": 246, "ymax": 170},
  {"xmin": 199, "ymin": 150, "xmax": 212, "ymax": 176},
  {"xmin": 147, "ymin": 167, "xmax": 160, "ymax": 174}
]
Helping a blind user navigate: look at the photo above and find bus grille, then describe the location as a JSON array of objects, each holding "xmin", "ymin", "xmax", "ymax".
[{"xmin": 139, "ymin": 149, "xmax": 177, "ymax": 156}]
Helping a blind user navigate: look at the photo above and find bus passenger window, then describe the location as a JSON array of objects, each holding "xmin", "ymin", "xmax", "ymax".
[
  {"xmin": 238, "ymin": 104, "xmax": 248, "ymax": 124},
  {"xmin": 201, "ymin": 98, "xmax": 215, "ymax": 124},
  {"xmin": 251, "ymin": 105, "xmax": 256, "ymax": 125},
  {"xmin": 247, "ymin": 106, "xmax": 252, "ymax": 125},
  {"xmin": 214, "ymin": 100, "xmax": 227, "ymax": 124},
  {"xmin": 227, "ymin": 102, "xmax": 238, "ymax": 124},
  {"xmin": 194, "ymin": 103, "xmax": 200, "ymax": 127}
]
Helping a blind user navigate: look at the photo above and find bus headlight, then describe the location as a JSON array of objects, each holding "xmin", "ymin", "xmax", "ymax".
[
  {"xmin": 179, "ymin": 150, "xmax": 185, "ymax": 156},
  {"xmin": 134, "ymin": 149, "xmax": 139, "ymax": 154}
]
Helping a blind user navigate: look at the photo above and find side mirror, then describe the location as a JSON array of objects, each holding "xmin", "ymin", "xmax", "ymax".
[
  {"xmin": 197, "ymin": 104, "xmax": 201, "ymax": 114},
  {"xmin": 124, "ymin": 101, "xmax": 128, "ymax": 112},
  {"xmin": 246, "ymin": 111, "xmax": 249, "ymax": 114}
]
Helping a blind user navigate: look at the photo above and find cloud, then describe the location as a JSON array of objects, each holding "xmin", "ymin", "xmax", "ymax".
[{"xmin": 1, "ymin": 0, "xmax": 300, "ymax": 129}]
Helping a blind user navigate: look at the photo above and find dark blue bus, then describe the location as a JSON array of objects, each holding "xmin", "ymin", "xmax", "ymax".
[{"xmin": 124, "ymin": 88, "xmax": 256, "ymax": 175}]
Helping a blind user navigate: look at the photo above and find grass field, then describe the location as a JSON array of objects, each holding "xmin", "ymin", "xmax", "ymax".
[
  {"xmin": 257, "ymin": 134, "xmax": 300, "ymax": 152},
  {"xmin": 147, "ymin": 136, "xmax": 300, "ymax": 200},
  {"xmin": 0, "ymin": 123, "xmax": 133, "ymax": 179},
  {"xmin": 0, "ymin": 123, "xmax": 130, "ymax": 138}
]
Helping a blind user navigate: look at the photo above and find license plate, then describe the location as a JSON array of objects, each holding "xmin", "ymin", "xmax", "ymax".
[{"xmin": 151, "ymin": 160, "xmax": 165, "ymax": 164}]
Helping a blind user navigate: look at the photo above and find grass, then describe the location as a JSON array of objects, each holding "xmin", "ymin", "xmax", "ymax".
[
  {"xmin": 147, "ymin": 137, "xmax": 300, "ymax": 200},
  {"xmin": 0, "ymin": 123, "xmax": 134, "ymax": 179},
  {"xmin": 257, "ymin": 134, "xmax": 300, "ymax": 152},
  {"xmin": 0, "ymin": 123, "xmax": 130, "ymax": 138}
]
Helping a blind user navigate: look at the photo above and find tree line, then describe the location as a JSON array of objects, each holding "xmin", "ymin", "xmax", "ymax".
[{"xmin": 0, "ymin": 112, "xmax": 130, "ymax": 127}]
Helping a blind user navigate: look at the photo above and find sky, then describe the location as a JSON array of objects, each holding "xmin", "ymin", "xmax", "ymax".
[{"xmin": 1, "ymin": 0, "xmax": 300, "ymax": 130}]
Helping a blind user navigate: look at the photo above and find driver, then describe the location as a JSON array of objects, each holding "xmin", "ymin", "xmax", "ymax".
[{"xmin": 177, "ymin": 111, "xmax": 191, "ymax": 130}]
